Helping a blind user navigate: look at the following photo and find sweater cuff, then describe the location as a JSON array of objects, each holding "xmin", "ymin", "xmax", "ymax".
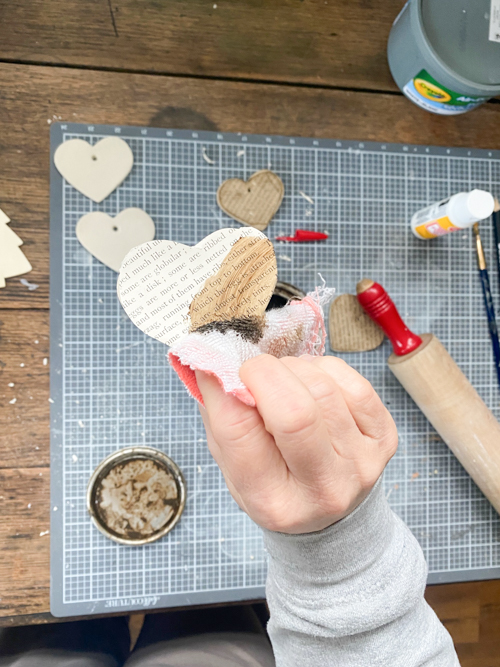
[{"xmin": 262, "ymin": 479, "xmax": 395, "ymax": 583}]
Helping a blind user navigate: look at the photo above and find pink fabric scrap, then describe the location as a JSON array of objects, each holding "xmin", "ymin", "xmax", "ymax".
[{"xmin": 168, "ymin": 290, "xmax": 331, "ymax": 407}]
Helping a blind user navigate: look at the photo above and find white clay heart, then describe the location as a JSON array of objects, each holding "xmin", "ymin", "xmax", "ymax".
[
  {"xmin": 54, "ymin": 137, "xmax": 134, "ymax": 203},
  {"xmin": 117, "ymin": 228, "xmax": 277, "ymax": 346},
  {"xmin": 76, "ymin": 208, "xmax": 155, "ymax": 272}
]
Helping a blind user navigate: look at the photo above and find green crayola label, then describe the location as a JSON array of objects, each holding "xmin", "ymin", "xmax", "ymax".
[{"xmin": 403, "ymin": 69, "xmax": 489, "ymax": 115}]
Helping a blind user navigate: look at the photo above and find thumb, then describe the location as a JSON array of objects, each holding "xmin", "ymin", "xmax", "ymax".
[{"xmin": 195, "ymin": 370, "xmax": 228, "ymax": 412}]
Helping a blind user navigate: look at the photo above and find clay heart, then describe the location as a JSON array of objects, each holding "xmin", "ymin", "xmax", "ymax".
[
  {"xmin": 118, "ymin": 228, "xmax": 277, "ymax": 346},
  {"xmin": 54, "ymin": 137, "xmax": 134, "ymax": 203},
  {"xmin": 329, "ymin": 294, "xmax": 384, "ymax": 353},
  {"xmin": 76, "ymin": 208, "xmax": 155, "ymax": 272},
  {"xmin": 217, "ymin": 170, "xmax": 284, "ymax": 231}
]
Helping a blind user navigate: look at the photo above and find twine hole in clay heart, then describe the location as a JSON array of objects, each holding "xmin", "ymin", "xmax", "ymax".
[
  {"xmin": 91, "ymin": 155, "xmax": 97, "ymax": 161},
  {"xmin": 112, "ymin": 226, "xmax": 118, "ymax": 232}
]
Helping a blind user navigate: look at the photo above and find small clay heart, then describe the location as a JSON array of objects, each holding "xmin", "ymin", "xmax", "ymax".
[
  {"xmin": 76, "ymin": 208, "xmax": 155, "ymax": 272},
  {"xmin": 329, "ymin": 294, "xmax": 385, "ymax": 353},
  {"xmin": 118, "ymin": 228, "xmax": 277, "ymax": 346},
  {"xmin": 54, "ymin": 137, "xmax": 134, "ymax": 203},
  {"xmin": 217, "ymin": 170, "xmax": 284, "ymax": 231}
]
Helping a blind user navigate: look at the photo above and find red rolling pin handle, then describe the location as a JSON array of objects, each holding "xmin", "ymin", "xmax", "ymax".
[{"xmin": 356, "ymin": 279, "xmax": 422, "ymax": 356}]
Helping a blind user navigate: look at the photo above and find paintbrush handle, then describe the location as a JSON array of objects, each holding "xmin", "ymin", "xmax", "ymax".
[
  {"xmin": 493, "ymin": 208, "xmax": 500, "ymax": 296},
  {"xmin": 478, "ymin": 267, "xmax": 500, "ymax": 387}
]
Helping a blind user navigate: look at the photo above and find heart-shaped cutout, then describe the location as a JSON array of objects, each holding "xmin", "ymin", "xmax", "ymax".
[
  {"xmin": 329, "ymin": 294, "xmax": 384, "ymax": 352},
  {"xmin": 217, "ymin": 169, "xmax": 284, "ymax": 231},
  {"xmin": 54, "ymin": 137, "xmax": 134, "ymax": 203},
  {"xmin": 76, "ymin": 208, "xmax": 155, "ymax": 272},
  {"xmin": 118, "ymin": 228, "xmax": 277, "ymax": 346}
]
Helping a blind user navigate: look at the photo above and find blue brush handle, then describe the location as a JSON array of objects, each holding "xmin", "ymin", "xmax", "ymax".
[
  {"xmin": 479, "ymin": 267, "xmax": 500, "ymax": 388},
  {"xmin": 493, "ymin": 210, "xmax": 500, "ymax": 295}
]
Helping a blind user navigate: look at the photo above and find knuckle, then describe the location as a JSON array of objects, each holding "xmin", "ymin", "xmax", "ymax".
[
  {"xmin": 278, "ymin": 403, "xmax": 320, "ymax": 436},
  {"xmin": 211, "ymin": 408, "xmax": 259, "ymax": 445},
  {"xmin": 319, "ymin": 356, "xmax": 350, "ymax": 374},
  {"xmin": 350, "ymin": 378, "xmax": 376, "ymax": 407}
]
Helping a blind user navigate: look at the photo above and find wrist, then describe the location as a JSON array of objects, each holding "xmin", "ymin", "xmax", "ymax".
[{"xmin": 262, "ymin": 478, "xmax": 392, "ymax": 580}]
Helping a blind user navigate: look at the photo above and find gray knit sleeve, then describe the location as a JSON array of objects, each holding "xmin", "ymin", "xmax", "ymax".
[{"xmin": 262, "ymin": 480, "xmax": 460, "ymax": 667}]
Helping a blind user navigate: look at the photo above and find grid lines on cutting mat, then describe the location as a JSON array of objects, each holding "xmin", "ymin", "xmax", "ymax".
[{"xmin": 50, "ymin": 124, "xmax": 500, "ymax": 616}]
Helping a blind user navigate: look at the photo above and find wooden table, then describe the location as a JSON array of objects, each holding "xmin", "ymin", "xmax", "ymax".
[{"xmin": 0, "ymin": 0, "xmax": 499, "ymax": 662}]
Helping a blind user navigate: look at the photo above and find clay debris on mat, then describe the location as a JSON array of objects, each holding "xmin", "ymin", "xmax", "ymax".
[
  {"xmin": 96, "ymin": 459, "xmax": 178, "ymax": 538},
  {"xmin": 217, "ymin": 169, "xmax": 284, "ymax": 231},
  {"xmin": 329, "ymin": 294, "xmax": 384, "ymax": 353}
]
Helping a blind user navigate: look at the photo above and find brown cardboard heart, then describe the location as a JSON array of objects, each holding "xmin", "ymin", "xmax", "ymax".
[
  {"xmin": 329, "ymin": 294, "xmax": 385, "ymax": 353},
  {"xmin": 76, "ymin": 208, "xmax": 155, "ymax": 272},
  {"xmin": 54, "ymin": 137, "xmax": 134, "ymax": 203},
  {"xmin": 217, "ymin": 170, "xmax": 284, "ymax": 231},
  {"xmin": 118, "ymin": 228, "xmax": 277, "ymax": 346}
]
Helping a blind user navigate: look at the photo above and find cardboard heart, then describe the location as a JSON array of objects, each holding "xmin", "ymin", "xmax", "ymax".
[
  {"xmin": 217, "ymin": 170, "xmax": 284, "ymax": 231},
  {"xmin": 118, "ymin": 228, "xmax": 277, "ymax": 346},
  {"xmin": 329, "ymin": 294, "xmax": 384, "ymax": 353},
  {"xmin": 54, "ymin": 137, "xmax": 134, "ymax": 203},
  {"xmin": 76, "ymin": 208, "xmax": 155, "ymax": 272}
]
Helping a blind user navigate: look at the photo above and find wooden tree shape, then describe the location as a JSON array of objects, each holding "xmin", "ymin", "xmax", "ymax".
[{"xmin": 0, "ymin": 209, "xmax": 32, "ymax": 288}]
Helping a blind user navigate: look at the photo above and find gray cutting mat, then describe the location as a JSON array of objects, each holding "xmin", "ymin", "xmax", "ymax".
[{"xmin": 50, "ymin": 122, "xmax": 500, "ymax": 617}]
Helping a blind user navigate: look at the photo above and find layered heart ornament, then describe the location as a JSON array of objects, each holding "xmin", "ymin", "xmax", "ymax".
[
  {"xmin": 54, "ymin": 137, "xmax": 134, "ymax": 203},
  {"xmin": 217, "ymin": 170, "xmax": 284, "ymax": 231},
  {"xmin": 76, "ymin": 208, "xmax": 155, "ymax": 272},
  {"xmin": 117, "ymin": 228, "xmax": 277, "ymax": 346}
]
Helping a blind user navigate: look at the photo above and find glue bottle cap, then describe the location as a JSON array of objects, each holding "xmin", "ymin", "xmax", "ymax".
[{"xmin": 450, "ymin": 190, "xmax": 495, "ymax": 226}]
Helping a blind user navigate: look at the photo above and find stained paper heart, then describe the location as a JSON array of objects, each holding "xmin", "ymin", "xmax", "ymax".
[
  {"xmin": 54, "ymin": 137, "xmax": 134, "ymax": 203},
  {"xmin": 76, "ymin": 208, "xmax": 155, "ymax": 272},
  {"xmin": 217, "ymin": 170, "xmax": 284, "ymax": 231},
  {"xmin": 118, "ymin": 228, "xmax": 277, "ymax": 346}
]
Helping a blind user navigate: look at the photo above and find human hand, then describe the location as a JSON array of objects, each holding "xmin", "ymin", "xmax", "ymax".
[{"xmin": 196, "ymin": 355, "xmax": 398, "ymax": 534}]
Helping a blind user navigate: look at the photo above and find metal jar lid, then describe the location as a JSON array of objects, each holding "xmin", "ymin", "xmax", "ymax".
[
  {"xmin": 267, "ymin": 280, "xmax": 306, "ymax": 310},
  {"xmin": 87, "ymin": 446, "xmax": 186, "ymax": 546}
]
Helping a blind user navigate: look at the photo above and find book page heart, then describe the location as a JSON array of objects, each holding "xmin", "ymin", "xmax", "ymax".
[
  {"xmin": 217, "ymin": 170, "xmax": 284, "ymax": 231},
  {"xmin": 54, "ymin": 137, "xmax": 134, "ymax": 203},
  {"xmin": 76, "ymin": 208, "xmax": 155, "ymax": 272},
  {"xmin": 118, "ymin": 228, "xmax": 277, "ymax": 346}
]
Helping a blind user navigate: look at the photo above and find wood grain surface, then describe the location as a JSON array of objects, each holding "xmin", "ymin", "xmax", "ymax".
[
  {"xmin": 0, "ymin": 2, "xmax": 499, "ymax": 656},
  {"xmin": 0, "ymin": 468, "xmax": 50, "ymax": 619},
  {"xmin": 0, "ymin": 310, "xmax": 49, "ymax": 469},
  {"xmin": 426, "ymin": 582, "xmax": 500, "ymax": 666},
  {"xmin": 0, "ymin": 0, "xmax": 402, "ymax": 91}
]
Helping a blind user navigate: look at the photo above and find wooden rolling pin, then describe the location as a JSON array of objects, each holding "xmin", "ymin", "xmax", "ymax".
[{"xmin": 357, "ymin": 278, "xmax": 500, "ymax": 515}]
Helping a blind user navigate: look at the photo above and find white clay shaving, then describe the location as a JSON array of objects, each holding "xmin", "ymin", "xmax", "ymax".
[
  {"xmin": 299, "ymin": 191, "xmax": 314, "ymax": 204},
  {"xmin": 202, "ymin": 147, "xmax": 215, "ymax": 165},
  {"xmin": 20, "ymin": 278, "xmax": 39, "ymax": 290}
]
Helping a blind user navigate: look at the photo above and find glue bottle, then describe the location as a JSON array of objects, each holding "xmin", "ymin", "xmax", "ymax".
[{"xmin": 411, "ymin": 189, "xmax": 494, "ymax": 239}]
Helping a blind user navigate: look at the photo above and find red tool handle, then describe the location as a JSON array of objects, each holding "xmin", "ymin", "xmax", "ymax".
[
  {"xmin": 275, "ymin": 230, "xmax": 329, "ymax": 242},
  {"xmin": 356, "ymin": 280, "xmax": 422, "ymax": 356}
]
